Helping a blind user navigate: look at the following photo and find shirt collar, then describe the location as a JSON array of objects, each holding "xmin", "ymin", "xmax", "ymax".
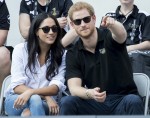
[
  {"xmin": 77, "ymin": 28, "xmax": 103, "ymax": 51},
  {"xmin": 116, "ymin": 5, "xmax": 139, "ymax": 19}
]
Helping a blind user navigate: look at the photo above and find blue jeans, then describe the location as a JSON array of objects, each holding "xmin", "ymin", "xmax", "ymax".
[
  {"xmin": 5, "ymin": 94, "xmax": 49, "ymax": 116},
  {"xmin": 59, "ymin": 94, "xmax": 144, "ymax": 115}
]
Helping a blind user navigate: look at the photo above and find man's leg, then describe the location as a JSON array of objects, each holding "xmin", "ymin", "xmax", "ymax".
[
  {"xmin": 113, "ymin": 94, "xmax": 144, "ymax": 115},
  {"xmin": 59, "ymin": 96, "xmax": 109, "ymax": 115},
  {"xmin": 0, "ymin": 47, "xmax": 11, "ymax": 92}
]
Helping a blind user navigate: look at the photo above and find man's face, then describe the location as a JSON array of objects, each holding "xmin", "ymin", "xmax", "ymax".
[
  {"xmin": 71, "ymin": 8, "xmax": 96, "ymax": 39},
  {"xmin": 119, "ymin": 0, "xmax": 134, "ymax": 5}
]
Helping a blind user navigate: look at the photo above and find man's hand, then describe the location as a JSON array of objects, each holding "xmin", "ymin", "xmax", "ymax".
[
  {"xmin": 88, "ymin": 87, "xmax": 106, "ymax": 102},
  {"xmin": 101, "ymin": 16, "xmax": 116, "ymax": 29},
  {"xmin": 57, "ymin": 17, "xmax": 67, "ymax": 28}
]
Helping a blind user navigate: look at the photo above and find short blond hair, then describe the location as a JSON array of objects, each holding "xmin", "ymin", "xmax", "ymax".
[{"xmin": 68, "ymin": 2, "xmax": 95, "ymax": 21}]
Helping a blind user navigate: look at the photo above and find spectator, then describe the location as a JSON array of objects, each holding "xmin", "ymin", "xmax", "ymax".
[
  {"xmin": 4, "ymin": 13, "xmax": 66, "ymax": 116},
  {"xmin": 19, "ymin": 0, "xmax": 73, "ymax": 40},
  {"xmin": 100, "ymin": 0, "xmax": 150, "ymax": 52},
  {"xmin": 0, "ymin": 0, "xmax": 13, "ymax": 92},
  {"xmin": 59, "ymin": 1, "xmax": 144, "ymax": 115}
]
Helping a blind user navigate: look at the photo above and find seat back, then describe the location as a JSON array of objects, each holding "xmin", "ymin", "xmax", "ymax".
[
  {"xmin": 0, "ymin": 75, "xmax": 11, "ymax": 115},
  {"xmin": 133, "ymin": 73, "xmax": 150, "ymax": 115}
]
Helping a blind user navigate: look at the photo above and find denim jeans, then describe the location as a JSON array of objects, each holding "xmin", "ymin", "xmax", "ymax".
[
  {"xmin": 5, "ymin": 94, "xmax": 49, "ymax": 116},
  {"xmin": 59, "ymin": 94, "xmax": 144, "ymax": 115}
]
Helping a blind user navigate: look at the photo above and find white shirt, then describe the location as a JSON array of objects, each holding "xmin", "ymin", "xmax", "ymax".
[{"xmin": 6, "ymin": 42, "xmax": 66, "ymax": 96}]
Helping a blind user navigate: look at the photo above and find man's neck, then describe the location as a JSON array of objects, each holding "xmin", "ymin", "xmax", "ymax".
[
  {"xmin": 82, "ymin": 29, "xmax": 98, "ymax": 53},
  {"xmin": 38, "ymin": 0, "xmax": 46, "ymax": 6},
  {"xmin": 120, "ymin": 4, "xmax": 134, "ymax": 16}
]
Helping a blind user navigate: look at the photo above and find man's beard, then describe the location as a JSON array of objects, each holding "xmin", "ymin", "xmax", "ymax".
[{"xmin": 77, "ymin": 27, "xmax": 95, "ymax": 39}]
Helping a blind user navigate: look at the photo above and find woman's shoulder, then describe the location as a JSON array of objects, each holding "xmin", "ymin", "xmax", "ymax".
[{"xmin": 14, "ymin": 42, "xmax": 27, "ymax": 50}]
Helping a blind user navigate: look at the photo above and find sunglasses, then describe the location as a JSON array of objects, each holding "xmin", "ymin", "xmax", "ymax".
[
  {"xmin": 73, "ymin": 16, "xmax": 91, "ymax": 26},
  {"xmin": 39, "ymin": 25, "xmax": 58, "ymax": 33}
]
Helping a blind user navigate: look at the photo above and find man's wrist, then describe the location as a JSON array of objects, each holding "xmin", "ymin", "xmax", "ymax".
[{"xmin": 85, "ymin": 89, "xmax": 92, "ymax": 99}]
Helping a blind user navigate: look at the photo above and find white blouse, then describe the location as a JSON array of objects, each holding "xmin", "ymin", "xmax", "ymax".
[{"xmin": 6, "ymin": 42, "xmax": 66, "ymax": 96}]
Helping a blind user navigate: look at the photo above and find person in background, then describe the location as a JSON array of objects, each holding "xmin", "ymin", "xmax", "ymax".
[
  {"xmin": 19, "ymin": 0, "xmax": 73, "ymax": 40},
  {"xmin": 0, "ymin": 0, "xmax": 13, "ymax": 92},
  {"xmin": 100, "ymin": 0, "xmax": 150, "ymax": 52},
  {"xmin": 4, "ymin": 13, "xmax": 66, "ymax": 116},
  {"xmin": 59, "ymin": 1, "xmax": 144, "ymax": 115}
]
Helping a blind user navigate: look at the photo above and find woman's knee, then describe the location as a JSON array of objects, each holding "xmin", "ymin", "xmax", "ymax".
[
  {"xmin": 5, "ymin": 94, "xmax": 23, "ymax": 115},
  {"xmin": 29, "ymin": 95, "xmax": 43, "ymax": 107},
  {"xmin": 29, "ymin": 95, "xmax": 42, "ymax": 102}
]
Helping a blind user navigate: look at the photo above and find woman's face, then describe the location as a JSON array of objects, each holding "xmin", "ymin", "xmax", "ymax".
[{"xmin": 36, "ymin": 17, "xmax": 58, "ymax": 46}]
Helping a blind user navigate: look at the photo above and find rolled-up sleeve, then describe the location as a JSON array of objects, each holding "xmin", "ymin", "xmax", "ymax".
[
  {"xmin": 49, "ymin": 51, "xmax": 67, "ymax": 92},
  {"xmin": 10, "ymin": 43, "xmax": 29, "ymax": 92}
]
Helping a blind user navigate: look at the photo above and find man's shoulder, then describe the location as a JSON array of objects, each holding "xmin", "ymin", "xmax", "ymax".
[
  {"xmin": 0, "ymin": 0, "xmax": 6, "ymax": 8},
  {"xmin": 66, "ymin": 40, "xmax": 82, "ymax": 55},
  {"xmin": 21, "ymin": 0, "xmax": 34, "ymax": 6},
  {"xmin": 67, "ymin": 43, "xmax": 79, "ymax": 52}
]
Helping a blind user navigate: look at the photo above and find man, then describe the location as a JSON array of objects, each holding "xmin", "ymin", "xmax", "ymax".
[
  {"xmin": 19, "ymin": 0, "xmax": 73, "ymax": 39},
  {"xmin": 59, "ymin": 1, "xmax": 144, "ymax": 115},
  {"xmin": 100, "ymin": 0, "xmax": 150, "ymax": 52},
  {"xmin": 100, "ymin": 0, "xmax": 150, "ymax": 78},
  {"xmin": 0, "ymin": 0, "xmax": 13, "ymax": 92}
]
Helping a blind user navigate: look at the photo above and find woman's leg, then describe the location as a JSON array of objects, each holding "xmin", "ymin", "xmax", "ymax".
[
  {"xmin": 28, "ymin": 95, "xmax": 46, "ymax": 116},
  {"xmin": 5, "ymin": 94, "xmax": 27, "ymax": 115}
]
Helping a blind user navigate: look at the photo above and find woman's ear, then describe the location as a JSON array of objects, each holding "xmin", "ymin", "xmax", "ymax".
[{"xmin": 36, "ymin": 30, "xmax": 39, "ymax": 37}]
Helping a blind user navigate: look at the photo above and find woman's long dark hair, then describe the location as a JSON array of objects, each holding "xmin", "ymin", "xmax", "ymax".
[{"xmin": 25, "ymin": 12, "xmax": 64, "ymax": 81}]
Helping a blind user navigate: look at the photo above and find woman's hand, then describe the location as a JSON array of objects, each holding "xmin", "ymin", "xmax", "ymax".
[
  {"xmin": 13, "ymin": 89, "xmax": 33, "ymax": 109},
  {"xmin": 46, "ymin": 97, "xmax": 59, "ymax": 115}
]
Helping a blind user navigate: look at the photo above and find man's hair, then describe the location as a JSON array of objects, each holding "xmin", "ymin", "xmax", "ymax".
[{"xmin": 68, "ymin": 2, "xmax": 95, "ymax": 21}]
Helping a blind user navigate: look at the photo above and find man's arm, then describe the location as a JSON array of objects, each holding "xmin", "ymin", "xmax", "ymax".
[
  {"xmin": 61, "ymin": 29, "xmax": 78, "ymax": 48},
  {"xmin": 0, "ymin": 0, "xmax": 10, "ymax": 46},
  {"xmin": 101, "ymin": 16, "xmax": 127, "ymax": 44},
  {"xmin": 127, "ymin": 41, "xmax": 150, "ymax": 52},
  {"xmin": 19, "ymin": 13, "xmax": 31, "ymax": 39},
  {"xmin": 68, "ymin": 78, "xmax": 106, "ymax": 102}
]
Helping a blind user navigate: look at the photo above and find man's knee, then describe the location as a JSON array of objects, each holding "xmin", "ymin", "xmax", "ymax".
[
  {"xmin": 0, "ymin": 47, "xmax": 11, "ymax": 88},
  {"xmin": 0, "ymin": 46, "xmax": 11, "ymax": 68},
  {"xmin": 60, "ymin": 96, "xmax": 79, "ymax": 107},
  {"xmin": 124, "ymin": 94, "xmax": 143, "ymax": 105},
  {"xmin": 59, "ymin": 96, "xmax": 80, "ymax": 115}
]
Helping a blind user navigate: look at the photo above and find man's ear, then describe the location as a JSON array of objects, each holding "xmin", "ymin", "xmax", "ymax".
[
  {"xmin": 70, "ymin": 21, "xmax": 75, "ymax": 29},
  {"xmin": 92, "ymin": 14, "xmax": 96, "ymax": 24}
]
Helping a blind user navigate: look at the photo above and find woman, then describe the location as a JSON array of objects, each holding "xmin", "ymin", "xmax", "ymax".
[{"xmin": 4, "ymin": 13, "xmax": 66, "ymax": 116}]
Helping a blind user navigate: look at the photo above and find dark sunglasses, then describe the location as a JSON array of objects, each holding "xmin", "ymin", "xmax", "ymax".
[
  {"xmin": 39, "ymin": 25, "xmax": 58, "ymax": 33},
  {"xmin": 73, "ymin": 16, "xmax": 91, "ymax": 26}
]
